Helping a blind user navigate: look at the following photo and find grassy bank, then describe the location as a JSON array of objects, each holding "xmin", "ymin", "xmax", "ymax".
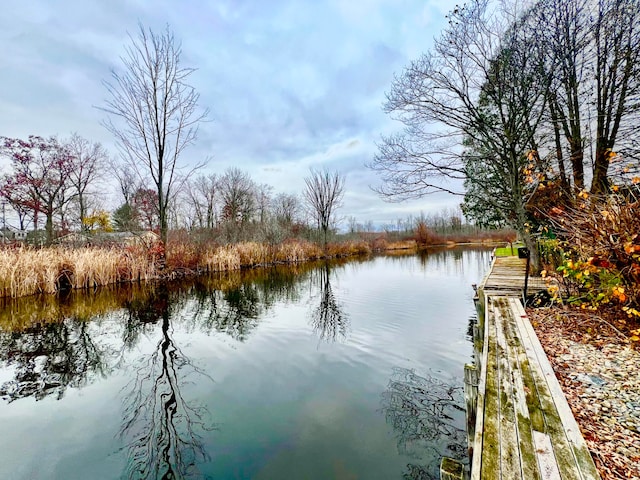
[
  {"xmin": 0, "ymin": 232, "xmax": 508, "ymax": 299},
  {"xmin": 0, "ymin": 239, "xmax": 382, "ymax": 298}
]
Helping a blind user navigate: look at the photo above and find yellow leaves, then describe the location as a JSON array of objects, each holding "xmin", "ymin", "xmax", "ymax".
[
  {"xmin": 578, "ymin": 190, "xmax": 589, "ymax": 199},
  {"xmin": 624, "ymin": 242, "xmax": 640, "ymax": 254},
  {"xmin": 541, "ymin": 269, "xmax": 547, "ymax": 278},
  {"xmin": 612, "ymin": 286, "xmax": 627, "ymax": 303},
  {"xmin": 604, "ymin": 149, "xmax": 617, "ymax": 162},
  {"xmin": 83, "ymin": 210, "xmax": 114, "ymax": 233},
  {"xmin": 580, "ymin": 304, "xmax": 597, "ymax": 311},
  {"xmin": 633, "ymin": 177, "xmax": 640, "ymax": 185},
  {"xmin": 622, "ymin": 307, "xmax": 640, "ymax": 319}
]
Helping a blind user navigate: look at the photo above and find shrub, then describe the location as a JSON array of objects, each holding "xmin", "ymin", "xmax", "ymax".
[{"xmin": 546, "ymin": 194, "xmax": 640, "ymax": 317}]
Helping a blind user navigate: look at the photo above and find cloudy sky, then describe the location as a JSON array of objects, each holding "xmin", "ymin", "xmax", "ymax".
[{"xmin": 0, "ymin": 0, "xmax": 460, "ymax": 227}]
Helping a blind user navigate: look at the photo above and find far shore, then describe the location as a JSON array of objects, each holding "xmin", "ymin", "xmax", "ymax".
[{"xmin": 0, "ymin": 236, "xmax": 507, "ymax": 299}]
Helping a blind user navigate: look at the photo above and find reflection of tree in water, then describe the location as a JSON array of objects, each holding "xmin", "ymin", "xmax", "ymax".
[
  {"xmin": 381, "ymin": 367, "xmax": 467, "ymax": 480},
  {"xmin": 0, "ymin": 319, "xmax": 107, "ymax": 402},
  {"xmin": 189, "ymin": 266, "xmax": 310, "ymax": 342},
  {"xmin": 119, "ymin": 285, "xmax": 215, "ymax": 480},
  {"xmin": 309, "ymin": 262, "xmax": 349, "ymax": 342},
  {"xmin": 190, "ymin": 282, "xmax": 261, "ymax": 341}
]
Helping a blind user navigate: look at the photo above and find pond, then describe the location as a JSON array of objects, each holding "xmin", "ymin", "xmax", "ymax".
[{"xmin": 0, "ymin": 248, "xmax": 491, "ymax": 480}]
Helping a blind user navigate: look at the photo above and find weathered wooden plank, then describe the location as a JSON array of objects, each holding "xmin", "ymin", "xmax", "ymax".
[
  {"xmin": 494, "ymin": 299, "xmax": 522, "ymax": 478},
  {"xmin": 470, "ymin": 290, "xmax": 490, "ymax": 480},
  {"xmin": 472, "ymin": 255, "xmax": 598, "ymax": 479},
  {"xmin": 479, "ymin": 299, "xmax": 501, "ymax": 479},
  {"xmin": 465, "ymin": 363, "xmax": 479, "ymax": 452},
  {"xmin": 533, "ymin": 431, "xmax": 562, "ymax": 480},
  {"xmin": 499, "ymin": 297, "xmax": 541, "ymax": 480},
  {"xmin": 440, "ymin": 457, "xmax": 465, "ymax": 480},
  {"xmin": 510, "ymin": 298, "xmax": 600, "ymax": 479}
]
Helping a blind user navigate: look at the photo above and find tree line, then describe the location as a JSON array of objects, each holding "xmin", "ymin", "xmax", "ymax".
[
  {"xmin": 0, "ymin": 135, "xmax": 346, "ymax": 247},
  {"xmin": 0, "ymin": 26, "xmax": 348, "ymax": 248}
]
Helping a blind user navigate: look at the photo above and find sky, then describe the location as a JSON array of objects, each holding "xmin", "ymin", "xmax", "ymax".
[{"xmin": 0, "ymin": 0, "xmax": 460, "ymax": 228}]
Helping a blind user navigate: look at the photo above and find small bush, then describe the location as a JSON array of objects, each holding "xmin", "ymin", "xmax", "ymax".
[{"xmin": 546, "ymin": 194, "xmax": 640, "ymax": 317}]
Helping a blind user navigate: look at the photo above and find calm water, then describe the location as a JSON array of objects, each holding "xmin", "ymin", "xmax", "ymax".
[{"xmin": 0, "ymin": 248, "xmax": 491, "ymax": 480}]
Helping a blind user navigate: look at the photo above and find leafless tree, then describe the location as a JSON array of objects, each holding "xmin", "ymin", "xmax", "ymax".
[
  {"xmin": 272, "ymin": 192, "xmax": 301, "ymax": 226},
  {"xmin": 534, "ymin": 0, "xmax": 640, "ymax": 194},
  {"xmin": 536, "ymin": 0, "xmax": 591, "ymax": 192},
  {"xmin": 590, "ymin": 0, "xmax": 640, "ymax": 193},
  {"xmin": 218, "ymin": 167, "xmax": 257, "ymax": 235},
  {"xmin": 369, "ymin": 0, "xmax": 548, "ymax": 267},
  {"xmin": 303, "ymin": 169, "xmax": 345, "ymax": 247},
  {"xmin": 255, "ymin": 183, "xmax": 273, "ymax": 225},
  {"xmin": 66, "ymin": 133, "xmax": 109, "ymax": 231},
  {"xmin": 184, "ymin": 173, "xmax": 218, "ymax": 229},
  {"xmin": 101, "ymin": 24, "xmax": 208, "ymax": 246},
  {"xmin": 110, "ymin": 161, "xmax": 139, "ymax": 206}
]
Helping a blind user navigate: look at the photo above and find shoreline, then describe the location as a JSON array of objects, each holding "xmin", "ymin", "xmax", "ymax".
[{"xmin": 0, "ymin": 240, "xmax": 501, "ymax": 299}]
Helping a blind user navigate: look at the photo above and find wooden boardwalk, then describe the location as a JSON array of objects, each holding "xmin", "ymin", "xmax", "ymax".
[
  {"xmin": 464, "ymin": 256, "xmax": 599, "ymax": 479},
  {"xmin": 480, "ymin": 256, "xmax": 548, "ymax": 299}
]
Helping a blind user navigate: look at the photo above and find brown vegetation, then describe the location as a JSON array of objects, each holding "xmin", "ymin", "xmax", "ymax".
[{"xmin": 0, "ymin": 227, "xmax": 514, "ymax": 299}]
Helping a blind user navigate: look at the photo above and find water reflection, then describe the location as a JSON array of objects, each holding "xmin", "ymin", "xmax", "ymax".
[
  {"xmin": 0, "ymin": 319, "xmax": 108, "ymax": 402},
  {"xmin": 381, "ymin": 367, "xmax": 467, "ymax": 479},
  {"xmin": 119, "ymin": 287, "xmax": 214, "ymax": 480},
  {"xmin": 0, "ymin": 252, "xmax": 486, "ymax": 479},
  {"xmin": 309, "ymin": 262, "xmax": 349, "ymax": 342}
]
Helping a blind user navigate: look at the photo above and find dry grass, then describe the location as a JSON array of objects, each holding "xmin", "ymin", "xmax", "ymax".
[
  {"xmin": 0, "ymin": 246, "xmax": 158, "ymax": 298},
  {"xmin": 326, "ymin": 241, "xmax": 372, "ymax": 257},
  {"xmin": 385, "ymin": 239, "xmax": 417, "ymax": 250},
  {"xmin": 0, "ymin": 233, "xmax": 495, "ymax": 299},
  {"xmin": 202, "ymin": 245, "xmax": 241, "ymax": 272}
]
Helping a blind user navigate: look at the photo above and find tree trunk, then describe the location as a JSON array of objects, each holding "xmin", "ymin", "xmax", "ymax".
[
  {"xmin": 45, "ymin": 211, "xmax": 54, "ymax": 245},
  {"xmin": 591, "ymin": 147, "xmax": 610, "ymax": 194},
  {"xmin": 569, "ymin": 139, "xmax": 584, "ymax": 191}
]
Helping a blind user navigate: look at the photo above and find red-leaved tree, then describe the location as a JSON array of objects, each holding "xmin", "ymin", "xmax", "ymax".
[{"xmin": 0, "ymin": 136, "xmax": 75, "ymax": 243}]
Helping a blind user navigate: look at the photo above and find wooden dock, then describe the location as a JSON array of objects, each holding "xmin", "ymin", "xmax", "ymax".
[
  {"xmin": 480, "ymin": 256, "xmax": 548, "ymax": 299},
  {"xmin": 442, "ymin": 256, "xmax": 600, "ymax": 479}
]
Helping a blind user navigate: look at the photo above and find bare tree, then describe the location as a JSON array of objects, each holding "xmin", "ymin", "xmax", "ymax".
[
  {"xmin": 537, "ymin": 0, "xmax": 591, "ymax": 192},
  {"xmin": 591, "ymin": 0, "xmax": 640, "ymax": 193},
  {"xmin": 255, "ymin": 183, "xmax": 273, "ymax": 225},
  {"xmin": 101, "ymin": 24, "xmax": 208, "ymax": 246},
  {"xmin": 110, "ymin": 161, "xmax": 139, "ymax": 206},
  {"xmin": 184, "ymin": 173, "xmax": 218, "ymax": 229},
  {"xmin": 219, "ymin": 167, "xmax": 257, "ymax": 227},
  {"xmin": 66, "ymin": 133, "xmax": 108, "ymax": 231},
  {"xmin": 272, "ymin": 192, "xmax": 301, "ymax": 226},
  {"xmin": 368, "ymin": 1, "xmax": 549, "ymax": 268},
  {"xmin": 303, "ymin": 169, "xmax": 345, "ymax": 247},
  {"xmin": 534, "ymin": 0, "xmax": 640, "ymax": 194}
]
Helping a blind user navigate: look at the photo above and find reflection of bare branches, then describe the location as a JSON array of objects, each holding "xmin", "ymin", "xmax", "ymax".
[
  {"xmin": 192, "ymin": 285, "xmax": 261, "ymax": 342},
  {"xmin": 119, "ymin": 314, "xmax": 215, "ymax": 480},
  {"xmin": 0, "ymin": 320, "xmax": 107, "ymax": 403},
  {"xmin": 309, "ymin": 263, "xmax": 349, "ymax": 342},
  {"xmin": 381, "ymin": 367, "xmax": 467, "ymax": 480}
]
